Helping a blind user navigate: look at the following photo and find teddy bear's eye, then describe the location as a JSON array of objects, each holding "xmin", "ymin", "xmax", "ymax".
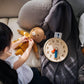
[
  {"xmin": 33, "ymin": 29, "xmax": 35, "ymax": 31},
  {"xmin": 37, "ymin": 34, "xmax": 39, "ymax": 36}
]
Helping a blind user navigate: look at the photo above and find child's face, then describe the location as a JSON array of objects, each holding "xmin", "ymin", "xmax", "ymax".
[
  {"xmin": 4, "ymin": 46, "xmax": 10, "ymax": 53},
  {"xmin": 10, "ymin": 41, "xmax": 12, "ymax": 49},
  {"xmin": 4, "ymin": 41, "xmax": 12, "ymax": 53}
]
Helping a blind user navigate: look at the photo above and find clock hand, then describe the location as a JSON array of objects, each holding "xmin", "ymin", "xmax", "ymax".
[{"xmin": 55, "ymin": 48, "xmax": 58, "ymax": 58}]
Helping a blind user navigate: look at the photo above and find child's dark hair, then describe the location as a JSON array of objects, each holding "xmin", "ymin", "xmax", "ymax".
[{"xmin": 0, "ymin": 22, "xmax": 13, "ymax": 51}]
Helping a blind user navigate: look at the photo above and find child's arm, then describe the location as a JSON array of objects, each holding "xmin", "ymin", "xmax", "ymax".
[
  {"xmin": 11, "ymin": 36, "xmax": 28, "ymax": 49},
  {"xmin": 13, "ymin": 39, "xmax": 34, "ymax": 70}
]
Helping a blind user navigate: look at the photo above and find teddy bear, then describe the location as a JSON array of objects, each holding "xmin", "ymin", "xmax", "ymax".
[{"xmin": 13, "ymin": 27, "xmax": 46, "ymax": 59}]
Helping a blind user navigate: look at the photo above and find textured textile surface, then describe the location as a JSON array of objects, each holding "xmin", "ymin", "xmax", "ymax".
[
  {"xmin": 79, "ymin": 13, "xmax": 84, "ymax": 46},
  {"xmin": 40, "ymin": 0, "xmax": 84, "ymax": 84},
  {"xmin": 18, "ymin": 0, "xmax": 52, "ymax": 29},
  {"xmin": 0, "ymin": 0, "xmax": 84, "ymax": 18},
  {"xmin": 79, "ymin": 65, "xmax": 84, "ymax": 84},
  {"xmin": 0, "ymin": 18, "xmax": 8, "ymax": 25},
  {"xmin": 0, "ymin": 59, "xmax": 18, "ymax": 84},
  {"xmin": 67, "ymin": 0, "xmax": 84, "ymax": 17},
  {"xmin": 5, "ymin": 53, "xmax": 33, "ymax": 84},
  {"xmin": 8, "ymin": 18, "xmax": 25, "ymax": 41},
  {"xmin": 0, "ymin": 0, "xmax": 29, "ymax": 17}
]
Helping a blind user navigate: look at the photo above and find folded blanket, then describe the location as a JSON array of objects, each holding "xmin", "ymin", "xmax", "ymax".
[{"xmin": 40, "ymin": 0, "xmax": 84, "ymax": 84}]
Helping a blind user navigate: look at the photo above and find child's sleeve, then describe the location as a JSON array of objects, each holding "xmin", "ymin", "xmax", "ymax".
[{"xmin": 5, "ymin": 50, "xmax": 21, "ymax": 69}]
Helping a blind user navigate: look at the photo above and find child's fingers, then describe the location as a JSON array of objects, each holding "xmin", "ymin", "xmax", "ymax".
[
  {"xmin": 30, "ymin": 39, "xmax": 34, "ymax": 42},
  {"xmin": 24, "ymin": 36, "xmax": 29, "ymax": 40},
  {"xmin": 24, "ymin": 38, "xmax": 29, "ymax": 42},
  {"xmin": 30, "ymin": 39, "xmax": 32, "ymax": 41},
  {"xmin": 24, "ymin": 38, "xmax": 28, "ymax": 40},
  {"xmin": 30, "ymin": 39, "xmax": 34, "ymax": 44}
]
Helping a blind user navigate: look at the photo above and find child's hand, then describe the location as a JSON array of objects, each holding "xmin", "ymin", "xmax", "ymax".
[
  {"xmin": 28, "ymin": 39, "xmax": 34, "ymax": 48},
  {"xmin": 19, "ymin": 36, "xmax": 28, "ymax": 43},
  {"xmin": 11, "ymin": 36, "xmax": 29, "ymax": 50}
]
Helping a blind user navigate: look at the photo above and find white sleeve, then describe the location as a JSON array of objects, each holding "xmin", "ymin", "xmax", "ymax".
[{"xmin": 5, "ymin": 53, "xmax": 21, "ymax": 69}]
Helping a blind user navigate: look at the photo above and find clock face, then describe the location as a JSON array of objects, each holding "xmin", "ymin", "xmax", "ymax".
[{"xmin": 43, "ymin": 38, "xmax": 68, "ymax": 62}]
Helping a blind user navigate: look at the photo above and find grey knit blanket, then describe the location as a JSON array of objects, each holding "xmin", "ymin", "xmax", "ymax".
[{"xmin": 39, "ymin": 0, "xmax": 84, "ymax": 84}]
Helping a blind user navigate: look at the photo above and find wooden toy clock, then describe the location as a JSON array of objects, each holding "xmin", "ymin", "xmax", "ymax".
[{"xmin": 43, "ymin": 38, "xmax": 68, "ymax": 62}]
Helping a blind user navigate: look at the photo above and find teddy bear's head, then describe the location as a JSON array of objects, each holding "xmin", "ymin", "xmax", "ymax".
[{"xmin": 30, "ymin": 27, "xmax": 46, "ymax": 43}]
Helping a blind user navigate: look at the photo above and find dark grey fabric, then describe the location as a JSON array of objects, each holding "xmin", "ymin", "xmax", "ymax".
[
  {"xmin": 67, "ymin": 0, "xmax": 84, "ymax": 17},
  {"xmin": 79, "ymin": 65, "xmax": 84, "ymax": 84},
  {"xmin": 29, "ymin": 68, "xmax": 52, "ymax": 84},
  {"xmin": 0, "ymin": 59, "xmax": 18, "ymax": 84},
  {"xmin": 40, "ymin": 0, "xmax": 84, "ymax": 84}
]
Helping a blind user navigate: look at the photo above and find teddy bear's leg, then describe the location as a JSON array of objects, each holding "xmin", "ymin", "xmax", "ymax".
[
  {"xmin": 20, "ymin": 42, "xmax": 29, "ymax": 51},
  {"xmin": 16, "ymin": 43, "xmax": 23, "ymax": 49},
  {"xmin": 15, "ymin": 42, "xmax": 28, "ymax": 56},
  {"xmin": 33, "ymin": 42, "xmax": 39, "ymax": 59},
  {"xmin": 15, "ymin": 49, "xmax": 24, "ymax": 55}
]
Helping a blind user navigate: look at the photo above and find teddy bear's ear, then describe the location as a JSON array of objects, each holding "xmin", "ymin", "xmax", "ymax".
[{"xmin": 43, "ymin": 35, "xmax": 46, "ymax": 39}]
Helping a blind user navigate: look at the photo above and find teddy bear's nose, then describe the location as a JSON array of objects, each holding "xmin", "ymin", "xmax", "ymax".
[{"xmin": 32, "ymin": 31, "xmax": 36, "ymax": 36}]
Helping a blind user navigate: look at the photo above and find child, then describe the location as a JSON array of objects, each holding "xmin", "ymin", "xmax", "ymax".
[{"xmin": 0, "ymin": 22, "xmax": 51, "ymax": 84}]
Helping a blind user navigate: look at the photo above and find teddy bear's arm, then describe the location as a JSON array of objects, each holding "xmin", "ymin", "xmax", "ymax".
[
  {"xmin": 17, "ymin": 29, "xmax": 30, "ymax": 37},
  {"xmin": 33, "ymin": 42, "xmax": 39, "ymax": 59},
  {"xmin": 12, "ymin": 39, "xmax": 19, "ymax": 43},
  {"xmin": 13, "ymin": 42, "xmax": 28, "ymax": 56},
  {"xmin": 15, "ymin": 49, "xmax": 24, "ymax": 55},
  {"xmin": 20, "ymin": 42, "xmax": 29, "ymax": 51}
]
